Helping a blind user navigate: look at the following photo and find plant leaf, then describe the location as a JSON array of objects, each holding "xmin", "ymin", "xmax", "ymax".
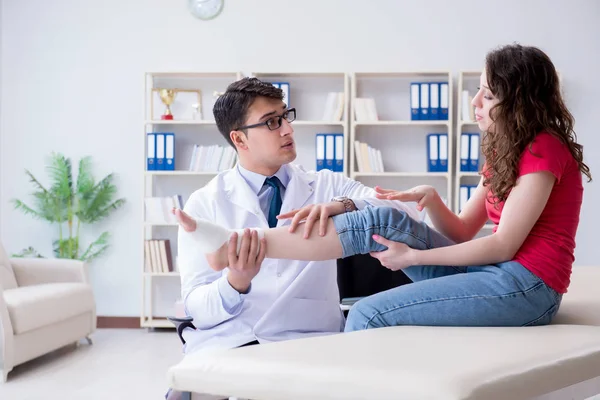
[
  {"xmin": 12, "ymin": 247, "xmax": 44, "ymax": 258},
  {"xmin": 53, "ymin": 238, "xmax": 78, "ymax": 259},
  {"xmin": 79, "ymin": 232, "xmax": 110, "ymax": 262},
  {"xmin": 76, "ymin": 156, "xmax": 95, "ymax": 196},
  {"xmin": 24, "ymin": 169, "xmax": 50, "ymax": 194},
  {"xmin": 46, "ymin": 152, "xmax": 73, "ymax": 202},
  {"xmin": 85, "ymin": 198, "xmax": 126, "ymax": 224},
  {"xmin": 12, "ymin": 199, "xmax": 46, "ymax": 220},
  {"xmin": 78, "ymin": 174, "xmax": 125, "ymax": 223}
]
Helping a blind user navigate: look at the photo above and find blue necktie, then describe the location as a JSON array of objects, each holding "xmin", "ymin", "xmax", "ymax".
[{"xmin": 264, "ymin": 177, "xmax": 282, "ymax": 228}]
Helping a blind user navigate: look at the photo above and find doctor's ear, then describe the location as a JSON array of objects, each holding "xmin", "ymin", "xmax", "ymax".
[{"xmin": 231, "ymin": 130, "xmax": 248, "ymax": 150}]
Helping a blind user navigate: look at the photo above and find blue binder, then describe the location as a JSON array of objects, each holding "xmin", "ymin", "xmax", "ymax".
[
  {"xmin": 427, "ymin": 133, "xmax": 439, "ymax": 172},
  {"xmin": 429, "ymin": 83, "xmax": 439, "ymax": 120},
  {"xmin": 420, "ymin": 83, "xmax": 430, "ymax": 120},
  {"xmin": 460, "ymin": 133, "xmax": 470, "ymax": 172},
  {"xmin": 164, "ymin": 133, "xmax": 175, "ymax": 171},
  {"xmin": 410, "ymin": 83, "xmax": 420, "ymax": 120},
  {"xmin": 155, "ymin": 133, "xmax": 165, "ymax": 170},
  {"xmin": 147, "ymin": 133, "xmax": 156, "ymax": 171},
  {"xmin": 272, "ymin": 82, "xmax": 290, "ymax": 107},
  {"xmin": 468, "ymin": 133, "xmax": 480, "ymax": 172},
  {"xmin": 334, "ymin": 133, "xmax": 344, "ymax": 172},
  {"xmin": 325, "ymin": 134, "xmax": 335, "ymax": 171},
  {"xmin": 438, "ymin": 133, "xmax": 448, "ymax": 172},
  {"xmin": 439, "ymin": 82, "xmax": 449, "ymax": 121},
  {"xmin": 316, "ymin": 134, "xmax": 325, "ymax": 171}
]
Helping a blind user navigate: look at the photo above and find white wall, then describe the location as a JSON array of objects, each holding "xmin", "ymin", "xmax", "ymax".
[{"xmin": 1, "ymin": 0, "xmax": 599, "ymax": 316}]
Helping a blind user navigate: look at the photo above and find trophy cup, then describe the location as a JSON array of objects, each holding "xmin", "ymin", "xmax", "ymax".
[{"xmin": 159, "ymin": 89, "xmax": 176, "ymax": 120}]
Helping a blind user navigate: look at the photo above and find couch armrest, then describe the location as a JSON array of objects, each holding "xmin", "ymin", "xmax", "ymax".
[
  {"xmin": 0, "ymin": 289, "xmax": 15, "ymax": 378},
  {"xmin": 9, "ymin": 258, "xmax": 89, "ymax": 287}
]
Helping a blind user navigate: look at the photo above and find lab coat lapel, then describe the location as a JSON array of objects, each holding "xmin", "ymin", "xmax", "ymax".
[
  {"xmin": 223, "ymin": 167, "xmax": 265, "ymax": 223},
  {"xmin": 279, "ymin": 165, "xmax": 316, "ymax": 220}
]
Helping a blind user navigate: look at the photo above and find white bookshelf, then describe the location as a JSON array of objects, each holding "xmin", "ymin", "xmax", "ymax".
[
  {"xmin": 142, "ymin": 71, "xmax": 242, "ymax": 329},
  {"xmin": 455, "ymin": 71, "xmax": 494, "ymax": 237},
  {"xmin": 455, "ymin": 71, "xmax": 483, "ymax": 212},
  {"xmin": 250, "ymin": 72, "xmax": 350, "ymax": 176},
  {"xmin": 350, "ymin": 71, "xmax": 453, "ymax": 205}
]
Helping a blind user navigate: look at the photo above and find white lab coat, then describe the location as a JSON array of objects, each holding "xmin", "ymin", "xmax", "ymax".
[{"xmin": 177, "ymin": 163, "xmax": 419, "ymax": 354}]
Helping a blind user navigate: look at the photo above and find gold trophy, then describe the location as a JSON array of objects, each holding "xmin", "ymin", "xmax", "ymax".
[{"xmin": 159, "ymin": 89, "xmax": 176, "ymax": 120}]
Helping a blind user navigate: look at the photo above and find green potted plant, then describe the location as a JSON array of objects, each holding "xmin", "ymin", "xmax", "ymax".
[{"xmin": 11, "ymin": 152, "xmax": 126, "ymax": 261}]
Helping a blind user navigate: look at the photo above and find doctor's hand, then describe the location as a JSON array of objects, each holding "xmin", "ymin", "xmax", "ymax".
[
  {"xmin": 374, "ymin": 185, "xmax": 438, "ymax": 212},
  {"xmin": 225, "ymin": 229, "xmax": 266, "ymax": 294},
  {"xmin": 369, "ymin": 234, "xmax": 419, "ymax": 271},
  {"xmin": 277, "ymin": 201, "xmax": 346, "ymax": 239}
]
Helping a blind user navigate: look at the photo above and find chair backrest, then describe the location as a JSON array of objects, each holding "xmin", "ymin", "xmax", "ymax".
[
  {"xmin": 337, "ymin": 254, "xmax": 412, "ymax": 299},
  {"xmin": 0, "ymin": 242, "xmax": 18, "ymax": 290}
]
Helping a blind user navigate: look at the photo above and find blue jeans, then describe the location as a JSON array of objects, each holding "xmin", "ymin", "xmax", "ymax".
[{"xmin": 331, "ymin": 206, "xmax": 563, "ymax": 332}]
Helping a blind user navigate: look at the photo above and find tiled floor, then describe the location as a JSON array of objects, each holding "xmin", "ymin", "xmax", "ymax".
[{"xmin": 0, "ymin": 328, "xmax": 182, "ymax": 400}]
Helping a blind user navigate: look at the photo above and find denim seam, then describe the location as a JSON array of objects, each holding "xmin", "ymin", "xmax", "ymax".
[
  {"xmin": 522, "ymin": 303, "xmax": 558, "ymax": 327},
  {"xmin": 361, "ymin": 281, "xmax": 547, "ymax": 329},
  {"xmin": 337, "ymin": 224, "xmax": 430, "ymax": 249}
]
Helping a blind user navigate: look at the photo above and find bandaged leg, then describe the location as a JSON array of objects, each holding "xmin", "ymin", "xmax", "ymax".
[{"xmin": 180, "ymin": 216, "xmax": 264, "ymax": 254}]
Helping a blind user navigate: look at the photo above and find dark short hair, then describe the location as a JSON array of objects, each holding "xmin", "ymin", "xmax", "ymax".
[{"xmin": 213, "ymin": 77, "xmax": 284, "ymax": 148}]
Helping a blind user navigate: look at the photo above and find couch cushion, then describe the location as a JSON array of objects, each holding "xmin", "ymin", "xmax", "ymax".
[
  {"xmin": 3, "ymin": 282, "xmax": 95, "ymax": 334},
  {"xmin": 168, "ymin": 325, "xmax": 600, "ymax": 400},
  {"xmin": 553, "ymin": 266, "xmax": 600, "ymax": 326},
  {"xmin": 0, "ymin": 242, "xmax": 18, "ymax": 290}
]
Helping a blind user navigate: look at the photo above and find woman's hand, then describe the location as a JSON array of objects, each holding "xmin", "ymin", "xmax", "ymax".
[
  {"xmin": 369, "ymin": 234, "xmax": 420, "ymax": 271},
  {"xmin": 375, "ymin": 185, "xmax": 438, "ymax": 211}
]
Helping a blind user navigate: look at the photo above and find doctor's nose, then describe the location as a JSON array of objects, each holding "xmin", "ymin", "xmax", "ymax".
[{"xmin": 280, "ymin": 119, "xmax": 294, "ymax": 136}]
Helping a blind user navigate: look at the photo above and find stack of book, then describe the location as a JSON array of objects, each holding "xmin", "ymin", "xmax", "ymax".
[
  {"xmin": 461, "ymin": 90, "xmax": 476, "ymax": 122},
  {"xmin": 322, "ymin": 92, "xmax": 345, "ymax": 121},
  {"xmin": 353, "ymin": 140, "xmax": 384, "ymax": 173},
  {"xmin": 145, "ymin": 195, "xmax": 184, "ymax": 224},
  {"xmin": 188, "ymin": 145, "xmax": 237, "ymax": 172},
  {"xmin": 144, "ymin": 239, "xmax": 175, "ymax": 273},
  {"xmin": 354, "ymin": 98, "xmax": 378, "ymax": 121}
]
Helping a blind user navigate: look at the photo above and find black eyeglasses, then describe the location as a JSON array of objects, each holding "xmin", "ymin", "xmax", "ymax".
[{"xmin": 236, "ymin": 108, "xmax": 296, "ymax": 131}]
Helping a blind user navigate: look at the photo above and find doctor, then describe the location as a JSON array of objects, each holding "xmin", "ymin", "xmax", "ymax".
[{"xmin": 178, "ymin": 77, "xmax": 419, "ymax": 353}]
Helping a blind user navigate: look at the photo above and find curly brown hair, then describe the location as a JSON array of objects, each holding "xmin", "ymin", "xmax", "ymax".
[{"xmin": 481, "ymin": 44, "xmax": 592, "ymax": 205}]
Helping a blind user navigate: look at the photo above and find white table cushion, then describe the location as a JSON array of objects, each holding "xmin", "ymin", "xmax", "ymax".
[
  {"xmin": 553, "ymin": 266, "xmax": 600, "ymax": 326},
  {"xmin": 168, "ymin": 324, "xmax": 600, "ymax": 400}
]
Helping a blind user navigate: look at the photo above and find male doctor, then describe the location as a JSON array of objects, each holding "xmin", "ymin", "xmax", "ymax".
[{"xmin": 177, "ymin": 77, "xmax": 418, "ymax": 353}]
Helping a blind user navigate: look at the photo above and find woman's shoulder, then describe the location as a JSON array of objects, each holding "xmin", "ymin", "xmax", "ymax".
[
  {"xmin": 528, "ymin": 131, "xmax": 568, "ymax": 152},
  {"xmin": 521, "ymin": 131, "xmax": 572, "ymax": 163}
]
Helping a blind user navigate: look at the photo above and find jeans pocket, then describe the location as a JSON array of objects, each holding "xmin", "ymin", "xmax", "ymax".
[
  {"xmin": 522, "ymin": 283, "xmax": 562, "ymax": 327},
  {"xmin": 523, "ymin": 302, "xmax": 559, "ymax": 326}
]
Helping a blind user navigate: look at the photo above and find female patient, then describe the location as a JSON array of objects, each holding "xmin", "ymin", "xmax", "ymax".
[{"xmin": 175, "ymin": 44, "xmax": 591, "ymax": 332}]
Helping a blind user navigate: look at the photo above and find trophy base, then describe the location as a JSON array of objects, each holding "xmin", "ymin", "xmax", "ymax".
[{"xmin": 161, "ymin": 115, "xmax": 174, "ymax": 120}]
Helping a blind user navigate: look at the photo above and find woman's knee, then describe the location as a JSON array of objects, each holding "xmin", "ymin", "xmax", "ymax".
[{"xmin": 344, "ymin": 297, "xmax": 385, "ymax": 332}]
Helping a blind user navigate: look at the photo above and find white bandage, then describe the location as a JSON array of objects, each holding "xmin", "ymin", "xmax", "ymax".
[{"xmin": 185, "ymin": 218, "xmax": 264, "ymax": 254}]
